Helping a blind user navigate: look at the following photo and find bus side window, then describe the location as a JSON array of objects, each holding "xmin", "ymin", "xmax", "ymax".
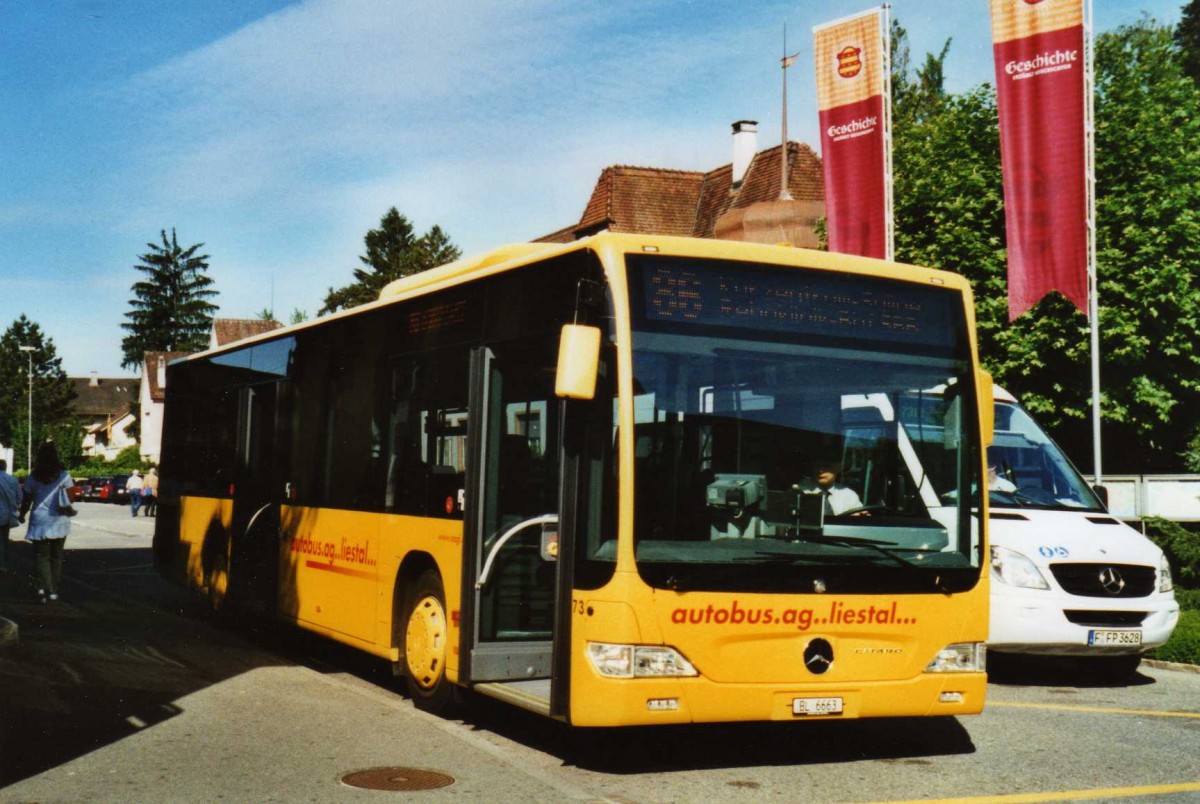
[{"xmin": 386, "ymin": 360, "xmax": 428, "ymax": 515}]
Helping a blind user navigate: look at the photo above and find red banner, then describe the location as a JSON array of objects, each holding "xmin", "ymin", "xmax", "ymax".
[
  {"xmin": 814, "ymin": 10, "xmax": 888, "ymax": 259},
  {"xmin": 991, "ymin": 0, "xmax": 1088, "ymax": 320}
]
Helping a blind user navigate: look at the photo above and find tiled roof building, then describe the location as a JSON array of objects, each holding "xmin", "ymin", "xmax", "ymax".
[
  {"xmin": 210, "ymin": 318, "xmax": 283, "ymax": 349},
  {"xmin": 537, "ymin": 122, "xmax": 825, "ymax": 247},
  {"xmin": 70, "ymin": 374, "xmax": 138, "ymax": 460},
  {"xmin": 69, "ymin": 375, "xmax": 137, "ymax": 419}
]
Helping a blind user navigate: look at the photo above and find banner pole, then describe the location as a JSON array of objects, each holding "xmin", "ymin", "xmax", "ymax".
[
  {"xmin": 1084, "ymin": 0, "xmax": 1102, "ymax": 485},
  {"xmin": 881, "ymin": 3, "xmax": 894, "ymax": 261},
  {"xmin": 781, "ymin": 24, "xmax": 794, "ymax": 201}
]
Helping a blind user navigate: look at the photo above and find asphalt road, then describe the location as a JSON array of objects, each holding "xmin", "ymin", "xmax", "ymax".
[{"xmin": 1, "ymin": 502, "xmax": 1199, "ymax": 802}]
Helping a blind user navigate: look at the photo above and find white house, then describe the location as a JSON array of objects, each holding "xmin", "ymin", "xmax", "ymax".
[
  {"xmin": 70, "ymin": 373, "xmax": 138, "ymax": 460},
  {"xmin": 138, "ymin": 351, "xmax": 189, "ymax": 465}
]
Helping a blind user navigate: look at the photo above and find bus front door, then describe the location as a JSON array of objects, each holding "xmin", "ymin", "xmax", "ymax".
[{"xmin": 462, "ymin": 344, "xmax": 566, "ymax": 714}]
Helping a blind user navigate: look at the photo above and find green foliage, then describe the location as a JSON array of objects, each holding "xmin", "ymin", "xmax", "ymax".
[
  {"xmin": 1147, "ymin": 609, "xmax": 1200, "ymax": 664},
  {"xmin": 319, "ymin": 208, "xmax": 461, "ymax": 315},
  {"xmin": 71, "ymin": 445, "xmax": 153, "ymax": 478},
  {"xmin": 1174, "ymin": 587, "xmax": 1200, "ymax": 611},
  {"xmin": 1143, "ymin": 518, "xmax": 1200, "ymax": 665},
  {"xmin": 121, "ymin": 229, "xmax": 219, "ymax": 371},
  {"xmin": 1143, "ymin": 517, "xmax": 1200, "ymax": 588},
  {"xmin": 892, "ymin": 19, "xmax": 1200, "ymax": 471},
  {"xmin": 0, "ymin": 316, "xmax": 77, "ymax": 471},
  {"xmin": 1186, "ymin": 426, "xmax": 1200, "ymax": 472},
  {"xmin": 1177, "ymin": 0, "xmax": 1200, "ymax": 84}
]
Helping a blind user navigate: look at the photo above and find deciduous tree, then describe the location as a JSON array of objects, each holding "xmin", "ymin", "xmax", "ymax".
[
  {"xmin": 0, "ymin": 316, "xmax": 76, "ymax": 471},
  {"xmin": 891, "ymin": 18, "xmax": 1200, "ymax": 472}
]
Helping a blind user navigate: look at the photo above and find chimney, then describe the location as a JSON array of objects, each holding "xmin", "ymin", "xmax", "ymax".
[
  {"xmin": 156, "ymin": 355, "xmax": 166, "ymax": 389},
  {"xmin": 731, "ymin": 120, "xmax": 758, "ymax": 187},
  {"xmin": 89, "ymin": 371, "xmax": 99, "ymax": 387}
]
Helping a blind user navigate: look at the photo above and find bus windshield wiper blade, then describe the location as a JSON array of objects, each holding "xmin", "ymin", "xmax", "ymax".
[
  {"xmin": 800, "ymin": 534, "xmax": 931, "ymax": 569},
  {"xmin": 733, "ymin": 550, "xmax": 822, "ymax": 563}
]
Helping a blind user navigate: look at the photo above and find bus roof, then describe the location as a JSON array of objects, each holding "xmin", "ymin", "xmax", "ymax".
[{"xmin": 174, "ymin": 232, "xmax": 972, "ymax": 367}]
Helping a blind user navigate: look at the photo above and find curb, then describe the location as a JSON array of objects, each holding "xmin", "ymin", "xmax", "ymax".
[
  {"xmin": 1142, "ymin": 658, "xmax": 1200, "ymax": 675},
  {"xmin": 0, "ymin": 616, "xmax": 16, "ymax": 650}
]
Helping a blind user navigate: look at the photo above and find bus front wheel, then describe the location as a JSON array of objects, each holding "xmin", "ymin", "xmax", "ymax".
[{"xmin": 402, "ymin": 569, "xmax": 454, "ymax": 713}]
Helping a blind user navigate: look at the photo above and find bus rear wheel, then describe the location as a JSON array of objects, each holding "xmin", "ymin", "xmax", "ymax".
[{"xmin": 403, "ymin": 570, "xmax": 454, "ymax": 713}]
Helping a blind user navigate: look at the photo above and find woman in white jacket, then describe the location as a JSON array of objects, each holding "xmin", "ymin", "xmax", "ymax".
[{"xmin": 17, "ymin": 443, "xmax": 75, "ymax": 603}]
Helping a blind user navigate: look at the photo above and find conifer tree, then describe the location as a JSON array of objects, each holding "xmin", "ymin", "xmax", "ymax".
[{"xmin": 120, "ymin": 229, "xmax": 219, "ymax": 370}]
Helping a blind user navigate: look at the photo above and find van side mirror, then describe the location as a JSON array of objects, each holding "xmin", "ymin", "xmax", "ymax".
[
  {"xmin": 555, "ymin": 324, "xmax": 601, "ymax": 400},
  {"xmin": 1092, "ymin": 484, "xmax": 1109, "ymax": 509},
  {"xmin": 977, "ymin": 371, "xmax": 994, "ymax": 446}
]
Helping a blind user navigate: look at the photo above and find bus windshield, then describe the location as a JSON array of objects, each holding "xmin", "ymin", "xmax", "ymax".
[
  {"xmin": 624, "ymin": 255, "xmax": 983, "ymax": 594},
  {"xmin": 987, "ymin": 400, "xmax": 1104, "ymax": 512}
]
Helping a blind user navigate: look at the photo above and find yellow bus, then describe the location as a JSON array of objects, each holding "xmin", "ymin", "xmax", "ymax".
[{"xmin": 153, "ymin": 233, "xmax": 992, "ymax": 726}]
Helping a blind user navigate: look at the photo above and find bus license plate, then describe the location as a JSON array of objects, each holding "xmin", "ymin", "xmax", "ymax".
[
  {"xmin": 1089, "ymin": 630, "xmax": 1142, "ymax": 646},
  {"xmin": 792, "ymin": 697, "xmax": 843, "ymax": 716}
]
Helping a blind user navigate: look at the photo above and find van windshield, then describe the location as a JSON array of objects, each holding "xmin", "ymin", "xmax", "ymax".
[{"xmin": 987, "ymin": 401, "xmax": 1104, "ymax": 512}]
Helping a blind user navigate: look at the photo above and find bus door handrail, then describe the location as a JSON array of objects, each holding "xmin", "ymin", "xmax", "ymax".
[{"xmin": 476, "ymin": 513, "xmax": 558, "ymax": 590}]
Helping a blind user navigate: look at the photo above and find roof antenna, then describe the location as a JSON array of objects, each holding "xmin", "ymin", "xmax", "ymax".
[{"xmin": 780, "ymin": 23, "xmax": 799, "ymax": 201}]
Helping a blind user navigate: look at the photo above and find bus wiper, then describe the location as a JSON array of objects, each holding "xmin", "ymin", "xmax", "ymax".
[
  {"xmin": 733, "ymin": 550, "xmax": 823, "ymax": 564},
  {"xmin": 800, "ymin": 534, "xmax": 933, "ymax": 569}
]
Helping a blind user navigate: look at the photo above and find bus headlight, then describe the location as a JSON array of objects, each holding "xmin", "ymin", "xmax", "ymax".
[
  {"xmin": 926, "ymin": 642, "xmax": 986, "ymax": 673},
  {"xmin": 1160, "ymin": 554, "xmax": 1174, "ymax": 593},
  {"xmin": 587, "ymin": 642, "xmax": 699, "ymax": 678},
  {"xmin": 990, "ymin": 545, "xmax": 1050, "ymax": 589}
]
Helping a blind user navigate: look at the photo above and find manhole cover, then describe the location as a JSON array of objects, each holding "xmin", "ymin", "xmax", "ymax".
[{"xmin": 341, "ymin": 767, "xmax": 455, "ymax": 792}]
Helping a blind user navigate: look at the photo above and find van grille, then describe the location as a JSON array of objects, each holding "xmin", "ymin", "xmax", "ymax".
[
  {"xmin": 1049, "ymin": 563, "xmax": 1156, "ymax": 598},
  {"xmin": 1063, "ymin": 610, "xmax": 1147, "ymax": 627}
]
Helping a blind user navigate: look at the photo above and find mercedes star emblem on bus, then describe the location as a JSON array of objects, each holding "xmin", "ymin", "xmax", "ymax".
[{"xmin": 804, "ymin": 638, "xmax": 834, "ymax": 674}]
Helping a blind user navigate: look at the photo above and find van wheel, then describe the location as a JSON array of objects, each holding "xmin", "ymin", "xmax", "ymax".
[{"xmin": 402, "ymin": 570, "xmax": 455, "ymax": 713}]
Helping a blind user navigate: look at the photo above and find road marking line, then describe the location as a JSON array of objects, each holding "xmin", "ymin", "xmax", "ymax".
[
  {"xmin": 989, "ymin": 700, "xmax": 1200, "ymax": 718},
  {"xmin": 876, "ymin": 780, "xmax": 1200, "ymax": 803}
]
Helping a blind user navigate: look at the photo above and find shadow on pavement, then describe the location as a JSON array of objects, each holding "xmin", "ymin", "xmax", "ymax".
[
  {"xmin": 986, "ymin": 652, "xmax": 1154, "ymax": 688},
  {"xmin": 454, "ymin": 689, "xmax": 976, "ymax": 775},
  {"xmin": 1, "ymin": 533, "xmax": 976, "ymax": 786},
  {"xmin": 0, "ymin": 541, "xmax": 287, "ymax": 788}
]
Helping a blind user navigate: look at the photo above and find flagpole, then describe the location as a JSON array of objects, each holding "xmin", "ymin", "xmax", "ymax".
[
  {"xmin": 881, "ymin": 3, "xmax": 894, "ymax": 261},
  {"xmin": 1084, "ymin": 0, "xmax": 1102, "ymax": 486},
  {"xmin": 780, "ymin": 25, "xmax": 796, "ymax": 201}
]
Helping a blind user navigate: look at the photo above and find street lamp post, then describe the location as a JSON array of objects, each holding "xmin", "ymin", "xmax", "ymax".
[{"xmin": 18, "ymin": 346, "xmax": 34, "ymax": 471}]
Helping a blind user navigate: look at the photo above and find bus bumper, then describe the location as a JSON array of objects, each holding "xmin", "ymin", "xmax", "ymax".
[{"xmin": 568, "ymin": 671, "xmax": 987, "ymax": 727}]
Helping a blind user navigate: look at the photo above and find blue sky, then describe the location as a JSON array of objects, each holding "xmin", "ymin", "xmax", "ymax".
[{"xmin": 0, "ymin": 0, "xmax": 1183, "ymax": 378}]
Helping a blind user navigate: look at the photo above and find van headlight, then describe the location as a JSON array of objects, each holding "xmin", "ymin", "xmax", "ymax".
[
  {"xmin": 926, "ymin": 642, "xmax": 986, "ymax": 673},
  {"xmin": 587, "ymin": 642, "xmax": 699, "ymax": 678},
  {"xmin": 990, "ymin": 545, "xmax": 1050, "ymax": 589},
  {"xmin": 1160, "ymin": 554, "xmax": 1174, "ymax": 593}
]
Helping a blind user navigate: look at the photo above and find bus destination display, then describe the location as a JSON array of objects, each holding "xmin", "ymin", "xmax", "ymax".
[{"xmin": 639, "ymin": 259, "xmax": 956, "ymax": 347}]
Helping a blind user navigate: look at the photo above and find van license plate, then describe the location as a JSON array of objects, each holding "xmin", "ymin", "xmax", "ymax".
[
  {"xmin": 793, "ymin": 697, "xmax": 843, "ymax": 716},
  {"xmin": 1089, "ymin": 630, "xmax": 1142, "ymax": 646}
]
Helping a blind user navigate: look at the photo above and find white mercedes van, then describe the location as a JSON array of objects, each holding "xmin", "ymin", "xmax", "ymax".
[{"xmin": 986, "ymin": 387, "xmax": 1179, "ymax": 675}]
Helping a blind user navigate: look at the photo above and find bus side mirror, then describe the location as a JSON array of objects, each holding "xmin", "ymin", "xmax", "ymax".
[
  {"xmin": 977, "ymin": 371, "xmax": 994, "ymax": 445},
  {"xmin": 555, "ymin": 324, "xmax": 601, "ymax": 400}
]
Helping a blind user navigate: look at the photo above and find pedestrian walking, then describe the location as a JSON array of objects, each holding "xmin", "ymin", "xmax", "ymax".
[
  {"xmin": 126, "ymin": 470, "xmax": 143, "ymax": 517},
  {"xmin": 141, "ymin": 467, "xmax": 158, "ymax": 517},
  {"xmin": 0, "ymin": 459, "xmax": 20, "ymax": 573},
  {"xmin": 17, "ymin": 443, "xmax": 76, "ymax": 603}
]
